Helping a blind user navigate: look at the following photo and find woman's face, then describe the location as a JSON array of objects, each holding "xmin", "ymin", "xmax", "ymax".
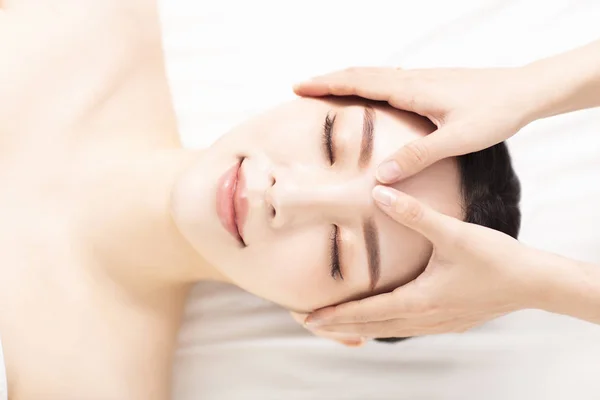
[{"xmin": 171, "ymin": 98, "xmax": 463, "ymax": 312}]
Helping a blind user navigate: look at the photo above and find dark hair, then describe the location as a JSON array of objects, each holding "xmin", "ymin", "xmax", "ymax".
[{"xmin": 375, "ymin": 142, "xmax": 522, "ymax": 343}]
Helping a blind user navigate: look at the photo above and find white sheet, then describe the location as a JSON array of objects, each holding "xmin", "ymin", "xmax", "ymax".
[
  {"xmin": 158, "ymin": 1, "xmax": 600, "ymax": 399},
  {"xmin": 0, "ymin": 336, "xmax": 6, "ymax": 400}
]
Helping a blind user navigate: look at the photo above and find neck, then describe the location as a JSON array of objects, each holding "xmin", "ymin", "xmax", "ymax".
[{"xmin": 79, "ymin": 148, "xmax": 226, "ymax": 293}]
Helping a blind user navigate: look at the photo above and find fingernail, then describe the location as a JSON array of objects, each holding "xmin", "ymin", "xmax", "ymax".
[
  {"xmin": 304, "ymin": 318, "xmax": 324, "ymax": 327},
  {"xmin": 341, "ymin": 338, "xmax": 367, "ymax": 347},
  {"xmin": 372, "ymin": 186, "xmax": 396, "ymax": 207},
  {"xmin": 377, "ymin": 160, "xmax": 401, "ymax": 182}
]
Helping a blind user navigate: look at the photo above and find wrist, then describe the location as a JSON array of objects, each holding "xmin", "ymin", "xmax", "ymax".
[
  {"xmin": 518, "ymin": 39, "xmax": 600, "ymax": 122},
  {"xmin": 505, "ymin": 246, "xmax": 554, "ymax": 311},
  {"xmin": 516, "ymin": 248, "xmax": 568, "ymax": 311},
  {"xmin": 520, "ymin": 248, "xmax": 600, "ymax": 323},
  {"xmin": 494, "ymin": 65, "xmax": 555, "ymax": 131},
  {"xmin": 511, "ymin": 61, "xmax": 565, "ymax": 125}
]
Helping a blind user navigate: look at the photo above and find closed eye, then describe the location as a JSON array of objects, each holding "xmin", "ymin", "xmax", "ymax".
[
  {"xmin": 329, "ymin": 225, "xmax": 343, "ymax": 280},
  {"xmin": 321, "ymin": 112, "xmax": 336, "ymax": 165}
]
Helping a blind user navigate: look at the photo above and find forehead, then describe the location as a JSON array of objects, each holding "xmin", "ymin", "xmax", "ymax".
[
  {"xmin": 323, "ymin": 98, "xmax": 464, "ymax": 297},
  {"xmin": 376, "ymin": 156, "xmax": 463, "ymax": 292}
]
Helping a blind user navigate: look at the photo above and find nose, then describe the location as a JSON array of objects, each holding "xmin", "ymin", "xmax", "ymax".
[{"xmin": 266, "ymin": 165, "xmax": 373, "ymax": 229}]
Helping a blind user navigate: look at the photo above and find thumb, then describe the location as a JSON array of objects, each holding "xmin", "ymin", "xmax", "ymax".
[
  {"xmin": 376, "ymin": 127, "xmax": 459, "ymax": 183},
  {"xmin": 307, "ymin": 277, "xmax": 428, "ymax": 326},
  {"xmin": 290, "ymin": 311, "xmax": 366, "ymax": 347},
  {"xmin": 371, "ymin": 186, "xmax": 459, "ymax": 245}
]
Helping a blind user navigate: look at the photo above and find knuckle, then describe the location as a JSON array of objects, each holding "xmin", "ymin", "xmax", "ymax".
[
  {"xmin": 402, "ymin": 94, "xmax": 419, "ymax": 112},
  {"xmin": 349, "ymin": 300, "xmax": 378, "ymax": 323},
  {"xmin": 406, "ymin": 202, "xmax": 423, "ymax": 223},
  {"xmin": 402, "ymin": 141, "xmax": 430, "ymax": 167},
  {"xmin": 329, "ymin": 82, "xmax": 354, "ymax": 95},
  {"xmin": 351, "ymin": 313, "xmax": 372, "ymax": 324},
  {"xmin": 396, "ymin": 200, "xmax": 424, "ymax": 225},
  {"xmin": 433, "ymin": 114, "xmax": 447, "ymax": 127}
]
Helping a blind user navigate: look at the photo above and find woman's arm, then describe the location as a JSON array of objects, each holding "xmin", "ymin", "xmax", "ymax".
[
  {"xmin": 524, "ymin": 39, "xmax": 600, "ymax": 121},
  {"xmin": 531, "ymin": 250, "xmax": 600, "ymax": 325}
]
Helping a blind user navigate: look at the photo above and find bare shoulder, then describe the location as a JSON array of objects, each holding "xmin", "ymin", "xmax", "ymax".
[{"xmin": 0, "ymin": 0, "xmax": 168, "ymax": 150}]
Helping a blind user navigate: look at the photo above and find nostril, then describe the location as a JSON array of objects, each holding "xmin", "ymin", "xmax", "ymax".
[{"xmin": 266, "ymin": 172, "xmax": 278, "ymax": 221}]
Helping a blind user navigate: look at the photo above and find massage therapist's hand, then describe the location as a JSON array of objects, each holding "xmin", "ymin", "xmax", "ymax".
[
  {"xmin": 294, "ymin": 66, "xmax": 538, "ymax": 183},
  {"xmin": 303, "ymin": 186, "xmax": 545, "ymax": 338}
]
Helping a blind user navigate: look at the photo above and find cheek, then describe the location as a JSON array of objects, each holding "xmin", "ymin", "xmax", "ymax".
[
  {"xmin": 226, "ymin": 103, "xmax": 326, "ymax": 165},
  {"xmin": 260, "ymin": 124, "xmax": 321, "ymax": 166}
]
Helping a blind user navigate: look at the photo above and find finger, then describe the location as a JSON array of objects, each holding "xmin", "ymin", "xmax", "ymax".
[
  {"xmin": 372, "ymin": 186, "xmax": 460, "ymax": 244},
  {"xmin": 308, "ymin": 327, "xmax": 367, "ymax": 347},
  {"xmin": 315, "ymin": 330, "xmax": 367, "ymax": 347},
  {"xmin": 306, "ymin": 292, "xmax": 396, "ymax": 326},
  {"xmin": 289, "ymin": 311, "xmax": 308, "ymax": 325},
  {"xmin": 294, "ymin": 68, "xmax": 395, "ymax": 99},
  {"xmin": 306, "ymin": 282, "xmax": 430, "ymax": 327},
  {"xmin": 318, "ymin": 320, "xmax": 422, "ymax": 338},
  {"xmin": 289, "ymin": 312, "xmax": 365, "ymax": 346},
  {"xmin": 319, "ymin": 320, "xmax": 475, "ymax": 338},
  {"xmin": 376, "ymin": 128, "xmax": 464, "ymax": 183},
  {"xmin": 293, "ymin": 79, "xmax": 331, "ymax": 97},
  {"xmin": 294, "ymin": 67, "xmax": 417, "ymax": 104}
]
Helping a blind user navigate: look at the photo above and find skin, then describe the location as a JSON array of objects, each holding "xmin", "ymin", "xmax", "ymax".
[
  {"xmin": 1, "ymin": 3, "xmax": 191, "ymax": 400},
  {"xmin": 292, "ymin": 39, "xmax": 600, "ymax": 338},
  {"xmin": 171, "ymin": 97, "xmax": 464, "ymax": 312},
  {"xmin": 0, "ymin": 2, "xmax": 467, "ymax": 399}
]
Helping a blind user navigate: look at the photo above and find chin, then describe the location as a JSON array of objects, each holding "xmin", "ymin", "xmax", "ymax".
[{"xmin": 170, "ymin": 144, "xmax": 245, "ymax": 271}]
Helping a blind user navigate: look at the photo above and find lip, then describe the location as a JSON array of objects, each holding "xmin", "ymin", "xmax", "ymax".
[
  {"xmin": 216, "ymin": 158, "xmax": 246, "ymax": 246},
  {"xmin": 234, "ymin": 159, "xmax": 249, "ymax": 241}
]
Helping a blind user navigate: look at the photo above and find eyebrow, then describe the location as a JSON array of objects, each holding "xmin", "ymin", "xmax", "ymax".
[
  {"xmin": 359, "ymin": 106, "xmax": 379, "ymax": 289},
  {"xmin": 358, "ymin": 106, "xmax": 375, "ymax": 168},
  {"xmin": 362, "ymin": 217, "xmax": 381, "ymax": 291}
]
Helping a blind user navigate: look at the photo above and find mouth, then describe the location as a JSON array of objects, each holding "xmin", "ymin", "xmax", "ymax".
[{"xmin": 216, "ymin": 157, "xmax": 247, "ymax": 246}]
